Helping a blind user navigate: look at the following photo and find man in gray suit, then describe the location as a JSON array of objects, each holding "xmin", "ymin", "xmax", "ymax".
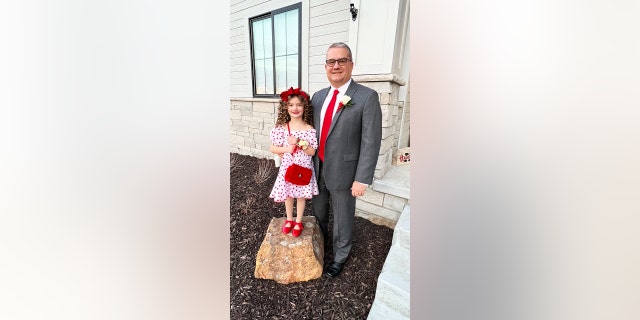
[{"xmin": 311, "ymin": 42, "xmax": 382, "ymax": 278}]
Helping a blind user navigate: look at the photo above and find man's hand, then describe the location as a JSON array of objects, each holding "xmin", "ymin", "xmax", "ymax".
[{"xmin": 351, "ymin": 181, "xmax": 367, "ymax": 197}]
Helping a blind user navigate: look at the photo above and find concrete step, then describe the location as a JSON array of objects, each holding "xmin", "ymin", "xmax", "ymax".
[
  {"xmin": 367, "ymin": 296, "xmax": 408, "ymax": 320},
  {"xmin": 372, "ymin": 165, "xmax": 410, "ymax": 200},
  {"xmin": 369, "ymin": 244, "xmax": 410, "ymax": 318},
  {"xmin": 367, "ymin": 170, "xmax": 411, "ymax": 320},
  {"xmin": 392, "ymin": 205, "xmax": 410, "ymax": 251}
]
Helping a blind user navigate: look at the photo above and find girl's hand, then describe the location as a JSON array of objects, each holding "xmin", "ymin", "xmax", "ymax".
[
  {"xmin": 287, "ymin": 135, "xmax": 299, "ymax": 146},
  {"xmin": 287, "ymin": 144, "xmax": 297, "ymax": 153},
  {"xmin": 297, "ymin": 139, "xmax": 309, "ymax": 150}
]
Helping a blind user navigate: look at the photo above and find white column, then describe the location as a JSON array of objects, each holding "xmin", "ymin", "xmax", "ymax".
[{"xmin": 349, "ymin": 0, "xmax": 402, "ymax": 75}]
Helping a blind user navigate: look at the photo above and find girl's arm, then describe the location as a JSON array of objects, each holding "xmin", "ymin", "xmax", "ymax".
[
  {"xmin": 270, "ymin": 143, "xmax": 296, "ymax": 155},
  {"xmin": 303, "ymin": 145, "xmax": 316, "ymax": 156},
  {"xmin": 297, "ymin": 126, "xmax": 317, "ymax": 156},
  {"xmin": 269, "ymin": 125, "xmax": 296, "ymax": 155},
  {"xmin": 295, "ymin": 139, "xmax": 316, "ymax": 156}
]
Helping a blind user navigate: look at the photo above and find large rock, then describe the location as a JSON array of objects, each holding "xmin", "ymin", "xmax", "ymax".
[{"xmin": 254, "ymin": 216, "xmax": 324, "ymax": 284}]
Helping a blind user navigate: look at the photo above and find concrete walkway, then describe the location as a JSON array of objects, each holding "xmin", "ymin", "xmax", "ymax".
[{"xmin": 367, "ymin": 191, "xmax": 410, "ymax": 319}]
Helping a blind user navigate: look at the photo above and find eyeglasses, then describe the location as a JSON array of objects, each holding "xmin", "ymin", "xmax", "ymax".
[{"xmin": 325, "ymin": 58, "xmax": 352, "ymax": 67}]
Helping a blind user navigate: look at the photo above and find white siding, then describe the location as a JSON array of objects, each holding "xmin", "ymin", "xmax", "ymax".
[
  {"xmin": 231, "ymin": 0, "xmax": 271, "ymax": 14},
  {"xmin": 308, "ymin": 0, "xmax": 351, "ymax": 93},
  {"xmin": 309, "ymin": 10, "xmax": 349, "ymax": 27},
  {"xmin": 229, "ymin": 8, "xmax": 251, "ymax": 97}
]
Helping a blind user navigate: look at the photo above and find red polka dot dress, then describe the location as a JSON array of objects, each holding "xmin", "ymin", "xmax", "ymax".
[{"xmin": 269, "ymin": 124, "xmax": 320, "ymax": 202}]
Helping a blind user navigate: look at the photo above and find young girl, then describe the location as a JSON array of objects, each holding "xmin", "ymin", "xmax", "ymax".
[{"xmin": 269, "ymin": 87, "xmax": 319, "ymax": 237}]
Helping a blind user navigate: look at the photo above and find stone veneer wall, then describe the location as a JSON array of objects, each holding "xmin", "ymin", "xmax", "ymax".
[
  {"xmin": 230, "ymin": 98, "xmax": 279, "ymax": 160},
  {"xmin": 351, "ymin": 75, "xmax": 406, "ymax": 180},
  {"xmin": 351, "ymin": 75, "xmax": 409, "ymax": 229},
  {"xmin": 356, "ymin": 189, "xmax": 408, "ymax": 229}
]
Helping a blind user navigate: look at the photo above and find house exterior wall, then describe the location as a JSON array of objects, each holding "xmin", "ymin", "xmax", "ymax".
[
  {"xmin": 230, "ymin": 0, "xmax": 354, "ymax": 160},
  {"xmin": 308, "ymin": 0, "xmax": 351, "ymax": 93},
  {"xmin": 231, "ymin": 0, "xmax": 356, "ymax": 98},
  {"xmin": 230, "ymin": 0, "xmax": 409, "ymax": 152},
  {"xmin": 230, "ymin": 98, "xmax": 279, "ymax": 159}
]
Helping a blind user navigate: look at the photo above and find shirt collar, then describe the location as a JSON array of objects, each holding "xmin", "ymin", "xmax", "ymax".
[{"xmin": 331, "ymin": 79, "xmax": 352, "ymax": 94}]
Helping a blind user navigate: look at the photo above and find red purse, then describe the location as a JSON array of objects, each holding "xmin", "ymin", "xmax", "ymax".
[
  {"xmin": 284, "ymin": 124, "xmax": 312, "ymax": 186},
  {"xmin": 285, "ymin": 163, "xmax": 312, "ymax": 186}
]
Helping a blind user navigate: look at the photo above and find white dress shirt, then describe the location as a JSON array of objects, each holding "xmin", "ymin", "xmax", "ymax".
[{"xmin": 319, "ymin": 79, "xmax": 352, "ymax": 139}]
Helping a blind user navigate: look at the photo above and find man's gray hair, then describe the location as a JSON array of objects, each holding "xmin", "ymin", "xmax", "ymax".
[{"xmin": 328, "ymin": 42, "xmax": 353, "ymax": 60}]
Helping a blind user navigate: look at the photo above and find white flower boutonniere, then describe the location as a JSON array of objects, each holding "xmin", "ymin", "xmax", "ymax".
[{"xmin": 338, "ymin": 95, "xmax": 353, "ymax": 111}]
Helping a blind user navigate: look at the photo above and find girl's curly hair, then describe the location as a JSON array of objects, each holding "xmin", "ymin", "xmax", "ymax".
[{"xmin": 275, "ymin": 93, "xmax": 314, "ymax": 127}]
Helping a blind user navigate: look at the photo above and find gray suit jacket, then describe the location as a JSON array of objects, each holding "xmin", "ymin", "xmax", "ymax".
[{"xmin": 312, "ymin": 80, "xmax": 382, "ymax": 190}]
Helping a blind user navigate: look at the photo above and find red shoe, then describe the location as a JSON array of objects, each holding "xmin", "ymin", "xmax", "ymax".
[
  {"xmin": 282, "ymin": 220, "xmax": 293, "ymax": 234},
  {"xmin": 292, "ymin": 221, "xmax": 304, "ymax": 237}
]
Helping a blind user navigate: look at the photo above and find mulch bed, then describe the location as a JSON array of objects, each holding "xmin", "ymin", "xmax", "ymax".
[{"xmin": 230, "ymin": 153, "xmax": 394, "ymax": 320}]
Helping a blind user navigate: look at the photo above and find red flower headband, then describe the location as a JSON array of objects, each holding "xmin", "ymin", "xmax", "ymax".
[{"xmin": 280, "ymin": 87, "xmax": 309, "ymax": 102}]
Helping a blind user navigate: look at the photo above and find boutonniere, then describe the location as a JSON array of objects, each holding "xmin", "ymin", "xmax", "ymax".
[{"xmin": 337, "ymin": 95, "xmax": 353, "ymax": 111}]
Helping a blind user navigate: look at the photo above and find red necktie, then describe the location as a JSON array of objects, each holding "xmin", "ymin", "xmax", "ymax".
[{"xmin": 318, "ymin": 89, "xmax": 339, "ymax": 161}]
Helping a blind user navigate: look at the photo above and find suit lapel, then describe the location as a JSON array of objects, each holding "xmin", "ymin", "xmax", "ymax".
[
  {"xmin": 314, "ymin": 87, "xmax": 331, "ymax": 132},
  {"xmin": 327, "ymin": 81, "xmax": 357, "ymax": 136}
]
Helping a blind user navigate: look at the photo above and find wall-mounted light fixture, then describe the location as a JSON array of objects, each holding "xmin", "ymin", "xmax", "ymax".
[{"xmin": 350, "ymin": 4, "xmax": 358, "ymax": 21}]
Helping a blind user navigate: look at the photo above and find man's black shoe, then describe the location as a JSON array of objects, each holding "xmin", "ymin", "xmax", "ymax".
[{"xmin": 325, "ymin": 262, "xmax": 344, "ymax": 278}]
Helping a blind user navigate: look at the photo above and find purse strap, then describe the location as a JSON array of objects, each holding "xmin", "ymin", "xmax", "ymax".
[{"xmin": 287, "ymin": 123, "xmax": 298, "ymax": 154}]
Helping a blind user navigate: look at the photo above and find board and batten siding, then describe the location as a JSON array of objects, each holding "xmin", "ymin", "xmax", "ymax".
[
  {"xmin": 308, "ymin": 0, "xmax": 351, "ymax": 93},
  {"xmin": 229, "ymin": 0, "xmax": 353, "ymax": 98}
]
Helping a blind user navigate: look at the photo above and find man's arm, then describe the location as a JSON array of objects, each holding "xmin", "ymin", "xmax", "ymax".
[{"xmin": 354, "ymin": 89, "xmax": 382, "ymax": 185}]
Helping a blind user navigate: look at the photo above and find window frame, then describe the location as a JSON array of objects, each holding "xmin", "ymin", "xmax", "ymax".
[{"xmin": 249, "ymin": 2, "xmax": 302, "ymax": 98}]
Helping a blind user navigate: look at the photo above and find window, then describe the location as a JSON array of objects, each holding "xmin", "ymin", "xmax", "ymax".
[{"xmin": 250, "ymin": 3, "xmax": 301, "ymax": 97}]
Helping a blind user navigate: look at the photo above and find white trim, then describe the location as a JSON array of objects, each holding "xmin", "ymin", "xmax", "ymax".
[
  {"xmin": 230, "ymin": 97, "xmax": 279, "ymax": 103},
  {"xmin": 348, "ymin": 0, "xmax": 361, "ymax": 61},
  {"xmin": 397, "ymin": 100, "xmax": 406, "ymax": 150},
  {"xmin": 301, "ymin": 1, "xmax": 310, "ymax": 92},
  {"xmin": 352, "ymin": 73, "xmax": 406, "ymax": 86}
]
